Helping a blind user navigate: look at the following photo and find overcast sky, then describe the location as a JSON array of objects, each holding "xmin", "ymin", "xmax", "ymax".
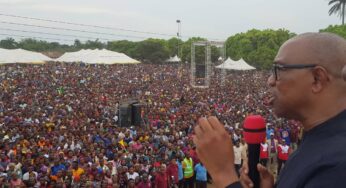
[{"xmin": 0, "ymin": 0, "xmax": 341, "ymax": 44}]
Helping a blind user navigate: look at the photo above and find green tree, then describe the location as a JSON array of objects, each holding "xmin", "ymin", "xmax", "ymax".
[
  {"xmin": 0, "ymin": 38, "xmax": 18, "ymax": 49},
  {"xmin": 328, "ymin": 0, "xmax": 346, "ymax": 25},
  {"xmin": 320, "ymin": 24, "xmax": 346, "ymax": 38},
  {"xmin": 180, "ymin": 37, "xmax": 206, "ymax": 63},
  {"xmin": 179, "ymin": 37, "xmax": 221, "ymax": 64},
  {"xmin": 83, "ymin": 39, "xmax": 105, "ymax": 49},
  {"xmin": 133, "ymin": 38, "xmax": 169, "ymax": 63},
  {"xmin": 73, "ymin": 39, "xmax": 83, "ymax": 49},
  {"xmin": 18, "ymin": 38, "xmax": 50, "ymax": 51},
  {"xmin": 210, "ymin": 46, "xmax": 221, "ymax": 64},
  {"xmin": 166, "ymin": 37, "xmax": 183, "ymax": 57},
  {"xmin": 225, "ymin": 29, "xmax": 295, "ymax": 69},
  {"xmin": 107, "ymin": 40, "xmax": 138, "ymax": 57}
]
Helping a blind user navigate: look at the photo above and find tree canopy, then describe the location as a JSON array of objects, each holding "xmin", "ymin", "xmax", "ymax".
[
  {"xmin": 328, "ymin": 0, "xmax": 346, "ymax": 25},
  {"xmin": 320, "ymin": 24, "xmax": 346, "ymax": 38},
  {"xmin": 1, "ymin": 25, "xmax": 345, "ymax": 69},
  {"xmin": 225, "ymin": 29, "xmax": 295, "ymax": 69}
]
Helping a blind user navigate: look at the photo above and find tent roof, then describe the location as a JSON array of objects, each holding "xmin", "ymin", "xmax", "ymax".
[
  {"xmin": 215, "ymin": 57, "xmax": 255, "ymax": 70},
  {"xmin": 215, "ymin": 57, "xmax": 237, "ymax": 68},
  {"xmin": 233, "ymin": 58, "xmax": 256, "ymax": 70},
  {"xmin": 56, "ymin": 49, "xmax": 140, "ymax": 64},
  {"xmin": 0, "ymin": 48, "xmax": 52, "ymax": 64}
]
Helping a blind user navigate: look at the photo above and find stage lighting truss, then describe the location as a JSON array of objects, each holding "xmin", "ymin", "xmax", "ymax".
[{"xmin": 190, "ymin": 41, "xmax": 226, "ymax": 88}]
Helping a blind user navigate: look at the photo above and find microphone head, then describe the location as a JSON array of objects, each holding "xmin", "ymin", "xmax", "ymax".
[{"xmin": 242, "ymin": 115, "xmax": 266, "ymax": 144}]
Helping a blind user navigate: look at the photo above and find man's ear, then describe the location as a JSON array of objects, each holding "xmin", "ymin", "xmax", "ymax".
[
  {"xmin": 342, "ymin": 65, "xmax": 346, "ymax": 81},
  {"xmin": 311, "ymin": 67, "xmax": 329, "ymax": 93}
]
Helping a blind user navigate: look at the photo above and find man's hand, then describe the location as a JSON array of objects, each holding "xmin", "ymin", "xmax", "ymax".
[
  {"xmin": 193, "ymin": 116, "xmax": 239, "ymax": 187},
  {"xmin": 240, "ymin": 162, "xmax": 274, "ymax": 188}
]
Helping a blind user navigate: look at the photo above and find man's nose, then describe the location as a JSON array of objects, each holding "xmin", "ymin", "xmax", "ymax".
[{"xmin": 267, "ymin": 74, "xmax": 276, "ymax": 87}]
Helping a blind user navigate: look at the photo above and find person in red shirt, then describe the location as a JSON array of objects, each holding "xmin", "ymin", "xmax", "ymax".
[
  {"xmin": 152, "ymin": 158, "xmax": 161, "ymax": 169},
  {"xmin": 154, "ymin": 164, "xmax": 169, "ymax": 188},
  {"xmin": 260, "ymin": 140, "xmax": 269, "ymax": 167},
  {"xmin": 277, "ymin": 139, "xmax": 291, "ymax": 175},
  {"xmin": 166, "ymin": 157, "xmax": 179, "ymax": 186},
  {"xmin": 136, "ymin": 173, "xmax": 151, "ymax": 188}
]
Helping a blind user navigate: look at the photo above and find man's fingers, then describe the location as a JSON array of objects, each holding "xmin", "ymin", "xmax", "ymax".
[
  {"xmin": 193, "ymin": 135, "xmax": 200, "ymax": 148},
  {"xmin": 257, "ymin": 164, "xmax": 267, "ymax": 173},
  {"xmin": 239, "ymin": 161, "xmax": 254, "ymax": 188},
  {"xmin": 194, "ymin": 125, "xmax": 203, "ymax": 139},
  {"xmin": 197, "ymin": 117, "xmax": 213, "ymax": 132},
  {"xmin": 206, "ymin": 116, "xmax": 225, "ymax": 132},
  {"xmin": 257, "ymin": 163, "xmax": 271, "ymax": 178},
  {"xmin": 256, "ymin": 163, "xmax": 275, "ymax": 187},
  {"xmin": 240, "ymin": 169, "xmax": 254, "ymax": 188}
]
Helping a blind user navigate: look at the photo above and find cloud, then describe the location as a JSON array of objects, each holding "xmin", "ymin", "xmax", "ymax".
[
  {"xmin": 0, "ymin": 0, "xmax": 36, "ymax": 5},
  {"xmin": 27, "ymin": 4, "xmax": 114, "ymax": 15},
  {"xmin": 0, "ymin": 1, "xmax": 119, "ymax": 15}
]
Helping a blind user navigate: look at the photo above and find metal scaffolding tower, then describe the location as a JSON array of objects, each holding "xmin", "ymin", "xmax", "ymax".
[
  {"xmin": 190, "ymin": 41, "xmax": 225, "ymax": 88},
  {"xmin": 220, "ymin": 45, "xmax": 226, "ymax": 86}
]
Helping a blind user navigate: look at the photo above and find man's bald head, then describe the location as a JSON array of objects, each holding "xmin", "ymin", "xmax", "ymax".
[
  {"xmin": 287, "ymin": 32, "xmax": 346, "ymax": 78},
  {"xmin": 271, "ymin": 32, "xmax": 346, "ymax": 127}
]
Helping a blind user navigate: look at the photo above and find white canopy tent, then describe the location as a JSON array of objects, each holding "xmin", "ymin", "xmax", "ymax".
[
  {"xmin": 166, "ymin": 55, "xmax": 181, "ymax": 63},
  {"xmin": 215, "ymin": 57, "xmax": 238, "ymax": 69},
  {"xmin": 215, "ymin": 57, "xmax": 255, "ymax": 70},
  {"xmin": 56, "ymin": 49, "xmax": 140, "ymax": 64},
  {"xmin": 0, "ymin": 48, "xmax": 52, "ymax": 64},
  {"xmin": 232, "ymin": 58, "xmax": 256, "ymax": 70}
]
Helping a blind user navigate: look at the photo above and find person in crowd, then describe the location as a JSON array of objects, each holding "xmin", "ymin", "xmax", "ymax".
[
  {"xmin": 136, "ymin": 173, "xmax": 151, "ymax": 188},
  {"xmin": 267, "ymin": 132, "xmax": 278, "ymax": 173},
  {"xmin": 71, "ymin": 161, "xmax": 84, "ymax": 182},
  {"xmin": 182, "ymin": 153, "xmax": 194, "ymax": 188},
  {"xmin": 22, "ymin": 165, "xmax": 38, "ymax": 186},
  {"xmin": 233, "ymin": 141, "xmax": 242, "ymax": 176},
  {"xmin": 126, "ymin": 166, "xmax": 139, "ymax": 182},
  {"xmin": 176, "ymin": 156, "xmax": 184, "ymax": 188},
  {"xmin": 167, "ymin": 157, "xmax": 179, "ymax": 187},
  {"xmin": 154, "ymin": 164, "xmax": 169, "ymax": 188},
  {"xmin": 10, "ymin": 172, "xmax": 25, "ymax": 187},
  {"xmin": 0, "ymin": 45, "xmax": 296, "ymax": 187},
  {"xmin": 277, "ymin": 139, "xmax": 291, "ymax": 175},
  {"xmin": 194, "ymin": 162, "xmax": 207, "ymax": 188},
  {"xmin": 259, "ymin": 139, "xmax": 269, "ymax": 167}
]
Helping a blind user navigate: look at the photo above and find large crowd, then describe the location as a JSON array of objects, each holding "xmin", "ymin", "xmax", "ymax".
[{"xmin": 0, "ymin": 63, "xmax": 301, "ymax": 187}]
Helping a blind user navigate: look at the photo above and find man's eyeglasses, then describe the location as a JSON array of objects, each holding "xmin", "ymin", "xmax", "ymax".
[{"xmin": 271, "ymin": 64, "xmax": 317, "ymax": 80}]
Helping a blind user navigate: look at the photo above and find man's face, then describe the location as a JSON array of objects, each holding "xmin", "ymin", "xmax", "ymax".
[
  {"xmin": 160, "ymin": 166, "xmax": 166, "ymax": 173},
  {"xmin": 267, "ymin": 39, "xmax": 313, "ymax": 119},
  {"xmin": 185, "ymin": 153, "xmax": 190, "ymax": 158},
  {"xmin": 142, "ymin": 174, "xmax": 148, "ymax": 182},
  {"xmin": 72, "ymin": 162, "xmax": 78, "ymax": 169}
]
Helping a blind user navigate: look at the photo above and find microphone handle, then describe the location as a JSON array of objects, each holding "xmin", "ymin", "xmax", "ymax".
[{"xmin": 247, "ymin": 144, "xmax": 260, "ymax": 188}]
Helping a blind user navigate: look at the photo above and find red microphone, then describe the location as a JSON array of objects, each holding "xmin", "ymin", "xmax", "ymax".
[{"xmin": 242, "ymin": 115, "xmax": 266, "ymax": 188}]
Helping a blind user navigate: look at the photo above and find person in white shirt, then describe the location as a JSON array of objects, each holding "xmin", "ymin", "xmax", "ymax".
[
  {"xmin": 22, "ymin": 166, "xmax": 38, "ymax": 181},
  {"xmin": 240, "ymin": 139, "xmax": 248, "ymax": 166},
  {"xmin": 233, "ymin": 141, "xmax": 242, "ymax": 176},
  {"xmin": 126, "ymin": 166, "xmax": 139, "ymax": 181},
  {"xmin": 260, "ymin": 140, "xmax": 269, "ymax": 167}
]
